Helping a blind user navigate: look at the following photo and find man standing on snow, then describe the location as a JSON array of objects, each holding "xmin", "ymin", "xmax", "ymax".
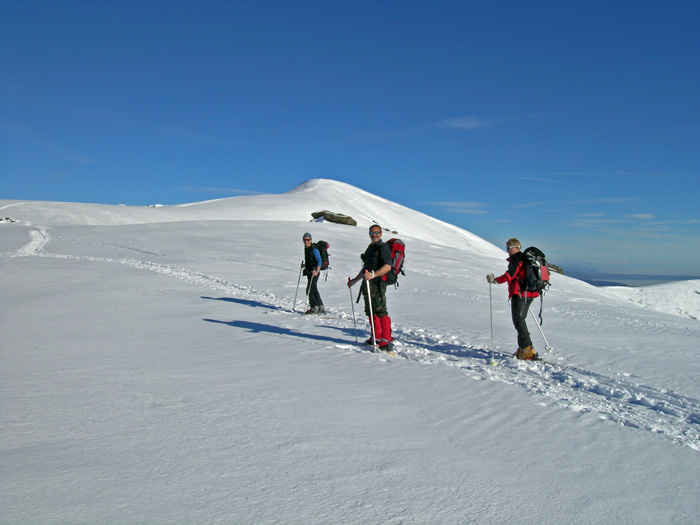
[
  {"xmin": 487, "ymin": 238, "xmax": 539, "ymax": 360},
  {"xmin": 347, "ymin": 224, "xmax": 393, "ymax": 351},
  {"xmin": 303, "ymin": 232, "xmax": 325, "ymax": 315}
]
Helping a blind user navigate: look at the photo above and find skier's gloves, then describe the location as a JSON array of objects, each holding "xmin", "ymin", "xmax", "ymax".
[{"xmin": 486, "ymin": 273, "xmax": 496, "ymax": 284}]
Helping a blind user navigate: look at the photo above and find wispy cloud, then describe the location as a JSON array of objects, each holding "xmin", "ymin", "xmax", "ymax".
[
  {"xmin": 509, "ymin": 175, "xmax": 558, "ymax": 183},
  {"xmin": 428, "ymin": 201, "xmax": 489, "ymax": 215},
  {"xmin": 512, "ymin": 171, "xmax": 675, "ymax": 187},
  {"xmin": 566, "ymin": 196, "xmax": 642, "ymax": 206},
  {"xmin": 347, "ymin": 115, "xmax": 498, "ymax": 142},
  {"xmin": 568, "ymin": 217, "xmax": 628, "ymax": 228},
  {"xmin": 436, "ymin": 117, "xmax": 497, "ymax": 130},
  {"xmin": 515, "ymin": 202, "xmax": 545, "ymax": 209},
  {"xmin": 566, "ymin": 211, "xmax": 700, "ymax": 241},
  {"xmin": 0, "ymin": 118, "xmax": 98, "ymax": 165},
  {"xmin": 164, "ymin": 126, "xmax": 239, "ymax": 146},
  {"xmin": 180, "ymin": 186, "xmax": 262, "ymax": 196},
  {"xmin": 522, "ymin": 171, "xmax": 673, "ymax": 178}
]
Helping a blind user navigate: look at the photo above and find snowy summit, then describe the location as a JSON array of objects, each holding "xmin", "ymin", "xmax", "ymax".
[{"xmin": 2, "ymin": 179, "xmax": 700, "ymax": 523}]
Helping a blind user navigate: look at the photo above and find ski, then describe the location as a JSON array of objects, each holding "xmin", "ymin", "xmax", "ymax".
[{"xmin": 372, "ymin": 346, "xmax": 396, "ymax": 356}]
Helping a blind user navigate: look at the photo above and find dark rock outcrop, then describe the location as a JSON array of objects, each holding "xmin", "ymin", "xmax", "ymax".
[{"xmin": 311, "ymin": 210, "xmax": 357, "ymax": 226}]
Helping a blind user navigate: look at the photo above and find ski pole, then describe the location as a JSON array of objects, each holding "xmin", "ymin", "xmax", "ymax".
[
  {"xmin": 292, "ymin": 261, "xmax": 303, "ymax": 312},
  {"xmin": 529, "ymin": 306, "xmax": 553, "ymax": 353},
  {"xmin": 365, "ymin": 273, "xmax": 377, "ymax": 347},
  {"xmin": 348, "ymin": 278, "xmax": 358, "ymax": 343},
  {"xmin": 488, "ymin": 282, "xmax": 496, "ymax": 365}
]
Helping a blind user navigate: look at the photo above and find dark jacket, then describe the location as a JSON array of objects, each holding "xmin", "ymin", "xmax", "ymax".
[
  {"xmin": 362, "ymin": 241, "xmax": 392, "ymax": 281},
  {"xmin": 304, "ymin": 245, "xmax": 322, "ymax": 273}
]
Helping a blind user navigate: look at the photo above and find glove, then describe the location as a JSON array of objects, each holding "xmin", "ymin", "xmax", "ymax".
[{"xmin": 486, "ymin": 273, "xmax": 496, "ymax": 284}]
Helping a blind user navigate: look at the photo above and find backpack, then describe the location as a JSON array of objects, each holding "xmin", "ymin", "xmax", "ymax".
[
  {"xmin": 382, "ymin": 238, "xmax": 405, "ymax": 285},
  {"xmin": 522, "ymin": 246, "xmax": 550, "ymax": 324},
  {"xmin": 522, "ymin": 246, "xmax": 550, "ymax": 293},
  {"xmin": 314, "ymin": 241, "xmax": 330, "ymax": 271}
]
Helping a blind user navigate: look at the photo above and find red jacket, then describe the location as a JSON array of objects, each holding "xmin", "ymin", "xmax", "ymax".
[{"xmin": 495, "ymin": 253, "xmax": 539, "ymax": 299}]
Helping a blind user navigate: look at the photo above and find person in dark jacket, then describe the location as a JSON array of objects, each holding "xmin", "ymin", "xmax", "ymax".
[
  {"xmin": 347, "ymin": 224, "xmax": 393, "ymax": 350},
  {"xmin": 487, "ymin": 238, "xmax": 539, "ymax": 360},
  {"xmin": 303, "ymin": 232, "xmax": 325, "ymax": 315}
]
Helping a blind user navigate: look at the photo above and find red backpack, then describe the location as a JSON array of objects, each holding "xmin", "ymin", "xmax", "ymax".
[{"xmin": 382, "ymin": 238, "xmax": 405, "ymax": 285}]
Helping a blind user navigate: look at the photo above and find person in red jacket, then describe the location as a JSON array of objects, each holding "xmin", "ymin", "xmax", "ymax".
[{"xmin": 487, "ymin": 238, "xmax": 539, "ymax": 360}]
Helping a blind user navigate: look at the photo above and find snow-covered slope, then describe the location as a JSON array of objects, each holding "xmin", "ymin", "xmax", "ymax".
[
  {"xmin": 605, "ymin": 280, "xmax": 700, "ymax": 320},
  {"xmin": 2, "ymin": 179, "xmax": 700, "ymax": 523},
  {"xmin": 1, "ymin": 179, "xmax": 502, "ymax": 256}
]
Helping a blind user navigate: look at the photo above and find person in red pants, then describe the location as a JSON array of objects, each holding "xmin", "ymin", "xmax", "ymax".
[{"xmin": 348, "ymin": 224, "xmax": 393, "ymax": 351}]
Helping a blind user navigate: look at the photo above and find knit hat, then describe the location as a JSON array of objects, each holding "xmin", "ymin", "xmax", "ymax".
[{"xmin": 303, "ymin": 232, "xmax": 312, "ymax": 240}]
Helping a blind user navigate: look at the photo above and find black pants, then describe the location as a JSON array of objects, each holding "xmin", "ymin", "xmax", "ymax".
[
  {"xmin": 306, "ymin": 274, "xmax": 323, "ymax": 309},
  {"xmin": 511, "ymin": 295, "xmax": 534, "ymax": 349}
]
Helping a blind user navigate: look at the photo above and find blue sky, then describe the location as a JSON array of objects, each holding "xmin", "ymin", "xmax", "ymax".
[{"xmin": 2, "ymin": 0, "xmax": 699, "ymax": 277}]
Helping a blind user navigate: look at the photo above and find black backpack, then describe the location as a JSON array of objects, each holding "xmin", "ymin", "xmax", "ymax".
[
  {"xmin": 314, "ymin": 241, "xmax": 330, "ymax": 271},
  {"xmin": 522, "ymin": 247, "xmax": 550, "ymax": 294},
  {"xmin": 522, "ymin": 247, "xmax": 551, "ymax": 324}
]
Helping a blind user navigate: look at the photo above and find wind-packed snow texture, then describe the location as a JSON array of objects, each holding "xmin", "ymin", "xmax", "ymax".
[{"xmin": 2, "ymin": 179, "xmax": 699, "ymax": 523}]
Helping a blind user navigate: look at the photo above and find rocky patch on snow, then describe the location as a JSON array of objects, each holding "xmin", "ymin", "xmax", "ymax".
[{"xmin": 311, "ymin": 209, "xmax": 357, "ymax": 226}]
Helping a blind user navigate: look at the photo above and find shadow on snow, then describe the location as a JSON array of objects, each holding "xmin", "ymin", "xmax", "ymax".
[
  {"xmin": 201, "ymin": 296, "xmax": 283, "ymax": 311},
  {"xmin": 203, "ymin": 319, "xmax": 351, "ymax": 346},
  {"xmin": 200, "ymin": 296, "xmax": 496, "ymax": 359}
]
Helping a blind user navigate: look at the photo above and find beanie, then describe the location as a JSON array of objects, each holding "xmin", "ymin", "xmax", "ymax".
[{"xmin": 303, "ymin": 232, "xmax": 312, "ymax": 240}]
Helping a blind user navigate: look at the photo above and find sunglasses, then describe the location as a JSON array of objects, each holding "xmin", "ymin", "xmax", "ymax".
[
  {"xmin": 369, "ymin": 231, "xmax": 382, "ymax": 236},
  {"xmin": 303, "ymin": 238, "xmax": 311, "ymax": 242}
]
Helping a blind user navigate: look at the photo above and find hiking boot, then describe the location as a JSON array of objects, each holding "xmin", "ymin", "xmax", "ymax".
[
  {"xmin": 514, "ymin": 346, "xmax": 537, "ymax": 360},
  {"xmin": 304, "ymin": 306, "xmax": 319, "ymax": 315},
  {"xmin": 317, "ymin": 305, "xmax": 325, "ymax": 315},
  {"xmin": 376, "ymin": 339, "xmax": 393, "ymax": 353}
]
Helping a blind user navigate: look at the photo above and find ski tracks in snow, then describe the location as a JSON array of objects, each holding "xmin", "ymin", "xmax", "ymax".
[
  {"xmin": 392, "ymin": 335, "xmax": 700, "ymax": 451},
  {"xmin": 14, "ymin": 227, "xmax": 700, "ymax": 451}
]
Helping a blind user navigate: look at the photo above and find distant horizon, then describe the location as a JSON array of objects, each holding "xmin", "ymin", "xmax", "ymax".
[{"xmin": 566, "ymin": 272, "xmax": 700, "ymax": 287}]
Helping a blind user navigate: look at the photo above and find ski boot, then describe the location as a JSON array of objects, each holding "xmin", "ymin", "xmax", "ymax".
[{"xmin": 514, "ymin": 346, "xmax": 538, "ymax": 360}]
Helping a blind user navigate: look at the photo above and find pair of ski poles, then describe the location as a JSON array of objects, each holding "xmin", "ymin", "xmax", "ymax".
[
  {"xmin": 346, "ymin": 270, "xmax": 382, "ymax": 345},
  {"xmin": 293, "ymin": 261, "xmax": 330, "ymax": 313},
  {"xmin": 347, "ymin": 273, "xmax": 375, "ymax": 345}
]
